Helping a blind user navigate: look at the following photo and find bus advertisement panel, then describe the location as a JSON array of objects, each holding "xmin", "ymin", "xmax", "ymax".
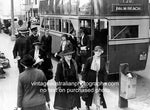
[{"xmin": 39, "ymin": 0, "xmax": 149, "ymax": 16}]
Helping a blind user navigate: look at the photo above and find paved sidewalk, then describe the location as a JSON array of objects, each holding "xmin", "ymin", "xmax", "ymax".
[{"xmin": 0, "ymin": 33, "xmax": 150, "ymax": 110}]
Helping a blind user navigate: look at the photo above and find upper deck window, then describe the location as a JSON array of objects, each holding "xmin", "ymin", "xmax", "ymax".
[{"xmin": 111, "ymin": 25, "xmax": 138, "ymax": 39}]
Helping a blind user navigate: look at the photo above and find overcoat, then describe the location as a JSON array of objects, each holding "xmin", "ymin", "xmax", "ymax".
[
  {"xmin": 25, "ymin": 34, "xmax": 39, "ymax": 54},
  {"xmin": 82, "ymin": 56, "xmax": 107, "ymax": 108},
  {"xmin": 54, "ymin": 58, "xmax": 81, "ymax": 109},
  {"xmin": 40, "ymin": 35, "xmax": 52, "ymax": 57},
  {"xmin": 29, "ymin": 48, "xmax": 52, "ymax": 80},
  {"xmin": 17, "ymin": 68, "xmax": 50, "ymax": 109},
  {"xmin": 13, "ymin": 35, "xmax": 27, "ymax": 73}
]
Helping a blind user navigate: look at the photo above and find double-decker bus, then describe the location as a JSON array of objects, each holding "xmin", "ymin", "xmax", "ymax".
[{"xmin": 39, "ymin": 0, "xmax": 149, "ymax": 77}]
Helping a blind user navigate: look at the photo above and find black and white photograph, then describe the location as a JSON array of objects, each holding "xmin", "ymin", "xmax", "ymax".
[{"xmin": 0, "ymin": 0, "xmax": 150, "ymax": 110}]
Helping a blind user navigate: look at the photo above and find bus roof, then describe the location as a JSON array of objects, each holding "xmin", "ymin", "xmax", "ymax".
[{"xmin": 39, "ymin": 0, "xmax": 149, "ymax": 17}]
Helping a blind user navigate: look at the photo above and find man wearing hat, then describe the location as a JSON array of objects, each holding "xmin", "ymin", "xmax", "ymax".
[
  {"xmin": 29, "ymin": 41, "xmax": 45, "ymax": 66},
  {"xmin": 28, "ymin": 41, "xmax": 52, "ymax": 80},
  {"xmin": 25, "ymin": 26, "xmax": 39, "ymax": 54},
  {"xmin": 13, "ymin": 26, "xmax": 29, "ymax": 73},
  {"xmin": 17, "ymin": 54, "xmax": 50, "ymax": 110}
]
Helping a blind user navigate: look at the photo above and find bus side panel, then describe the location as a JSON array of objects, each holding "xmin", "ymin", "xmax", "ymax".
[
  {"xmin": 51, "ymin": 34, "xmax": 61, "ymax": 54},
  {"xmin": 108, "ymin": 43, "xmax": 149, "ymax": 73}
]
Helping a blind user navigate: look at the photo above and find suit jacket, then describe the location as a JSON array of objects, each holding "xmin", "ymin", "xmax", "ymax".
[
  {"xmin": 29, "ymin": 48, "xmax": 53, "ymax": 79},
  {"xmin": 26, "ymin": 34, "xmax": 39, "ymax": 54},
  {"xmin": 68, "ymin": 35, "xmax": 78, "ymax": 51},
  {"xmin": 13, "ymin": 35, "xmax": 27, "ymax": 59},
  {"xmin": 82, "ymin": 56, "xmax": 107, "ymax": 82},
  {"xmin": 17, "ymin": 68, "xmax": 50, "ymax": 108},
  {"xmin": 29, "ymin": 48, "xmax": 51, "ymax": 69},
  {"xmin": 40, "ymin": 35, "xmax": 52, "ymax": 57},
  {"xmin": 80, "ymin": 34, "xmax": 90, "ymax": 48}
]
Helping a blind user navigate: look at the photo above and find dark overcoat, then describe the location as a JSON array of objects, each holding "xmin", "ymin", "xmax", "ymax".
[
  {"xmin": 29, "ymin": 48, "xmax": 52, "ymax": 80},
  {"xmin": 13, "ymin": 35, "xmax": 27, "ymax": 73},
  {"xmin": 25, "ymin": 34, "xmax": 39, "ymax": 54},
  {"xmin": 82, "ymin": 56, "xmax": 107, "ymax": 108},
  {"xmin": 54, "ymin": 58, "xmax": 81, "ymax": 109},
  {"xmin": 13, "ymin": 35, "xmax": 27, "ymax": 59},
  {"xmin": 40, "ymin": 35, "xmax": 52, "ymax": 57}
]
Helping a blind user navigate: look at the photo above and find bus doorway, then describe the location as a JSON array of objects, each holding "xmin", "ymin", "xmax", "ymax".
[{"xmin": 79, "ymin": 18, "xmax": 108, "ymax": 58}]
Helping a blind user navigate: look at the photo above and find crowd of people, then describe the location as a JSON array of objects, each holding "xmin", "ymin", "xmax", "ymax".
[{"xmin": 13, "ymin": 25, "xmax": 107, "ymax": 110}]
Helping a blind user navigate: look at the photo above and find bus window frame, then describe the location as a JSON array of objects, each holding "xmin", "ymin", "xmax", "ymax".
[
  {"xmin": 56, "ymin": 18, "xmax": 61, "ymax": 32},
  {"xmin": 111, "ymin": 25, "xmax": 139, "ymax": 39},
  {"xmin": 108, "ymin": 18, "xmax": 149, "ymax": 41},
  {"xmin": 45, "ymin": 17, "xmax": 50, "ymax": 29},
  {"xmin": 62, "ymin": 19, "xmax": 70, "ymax": 33},
  {"xmin": 50, "ymin": 18, "xmax": 55, "ymax": 30}
]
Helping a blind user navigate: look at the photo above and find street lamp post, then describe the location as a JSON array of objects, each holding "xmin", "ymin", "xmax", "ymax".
[{"xmin": 11, "ymin": 0, "xmax": 15, "ymax": 40}]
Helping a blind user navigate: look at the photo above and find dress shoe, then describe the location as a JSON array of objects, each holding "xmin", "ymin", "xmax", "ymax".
[
  {"xmin": 86, "ymin": 106, "xmax": 90, "ymax": 110},
  {"xmin": 100, "ymin": 101, "xmax": 107, "ymax": 108}
]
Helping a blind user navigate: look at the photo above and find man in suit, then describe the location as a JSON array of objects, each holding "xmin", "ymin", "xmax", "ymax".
[
  {"xmin": 13, "ymin": 27, "xmax": 29, "ymax": 73},
  {"xmin": 25, "ymin": 27, "xmax": 39, "ymax": 54},
  {"xmin": 17, "ymin": 54, "xmax": 50, "ymax": 110},
  {"xmin": 78, "ymin": 29, "xmax": 90, "ymax": 72},
  {"xmin": 29, "ymin": 42, "xmax": 52, "ymax": 81}
]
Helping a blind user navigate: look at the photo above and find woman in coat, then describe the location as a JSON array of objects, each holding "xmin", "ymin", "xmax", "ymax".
[
  {"xmin": 54, "ymin": 47, "xmax": 81, "ymax": 110},
  {"xmin": 17, "ymin": 54, "xmax": 50, "ymax": 110},
  {"xmin": 29, "ymin": 42, "xmax": 52, "ymax": 80},
  {"xmin": 82, "ymin": 46, "xmax": 107, "ymax": 110},
  {"xmin": 54, "ymin": 34, "xmax": 73, "ymax": 59}
]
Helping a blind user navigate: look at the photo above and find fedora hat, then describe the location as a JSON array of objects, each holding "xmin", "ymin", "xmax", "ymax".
[
  {"xmin": 33, "ymin": 41, "xmax": 41, "ymax": 46},
  {"xmin": 31, "ymin": 27, "xmax": 38, "ymax": 31},
  {"xmin": 59, "ymin": 46, "xmax": 74, "ymax": 57},
  {"xmin": 18, "ymin": 27, "xmax": 29, "ymax": 34},
  {"xmin": 20, "ymin": 54, "xmax": 35, "ymax": 67}
]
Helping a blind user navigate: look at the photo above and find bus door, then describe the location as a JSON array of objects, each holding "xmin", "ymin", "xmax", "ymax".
[
  {"xmin": 79, "ymin": 18, "xmax": 108, "ymax": 58},
  {"xmin": 107, "ymin": 17, "xmax": 149, "ymax": 74},
  {"xmin": 93, "ymin": 19, "xmax": 108, "ymax": 57}
]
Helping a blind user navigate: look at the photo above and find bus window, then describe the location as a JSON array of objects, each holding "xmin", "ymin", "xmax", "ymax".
[
  {"xmin": 50, "ymin": 18, "xmax": 55, "ymax": 30},
  {"xmin": 80, "ymin": 19, "xmax": 91, "ymax": 35},
  {"xmin": 62, "ymin": 20, "xmax": 69, "ymax": 33},
  {"xmin": 56, "ymin": 19, "xmax": 61, "ymax": 32},
  {"xmin": 45, "ymin": 18, "xmax": 50, "ymax": 29},
  {"xmin": 111, "ymin": 25, "xmax": 138, "ymax": 39},
  {"xmin": 80, "ymin": 19, "xmax": 91, "ymax": 28},
  {"xmin": 94, "ymin": 19, "xmax": 108, "ymax": 31}
]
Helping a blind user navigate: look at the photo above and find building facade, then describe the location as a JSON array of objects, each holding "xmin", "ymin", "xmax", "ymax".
[{"xmin": 24, "ymin": 0, "xmax": 40, "ymax": 21}]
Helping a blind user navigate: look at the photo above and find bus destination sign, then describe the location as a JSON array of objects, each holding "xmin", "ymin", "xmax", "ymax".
[{"xmin": 112, "ymin": 4, "xmax": 142, "ymax": 12}]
